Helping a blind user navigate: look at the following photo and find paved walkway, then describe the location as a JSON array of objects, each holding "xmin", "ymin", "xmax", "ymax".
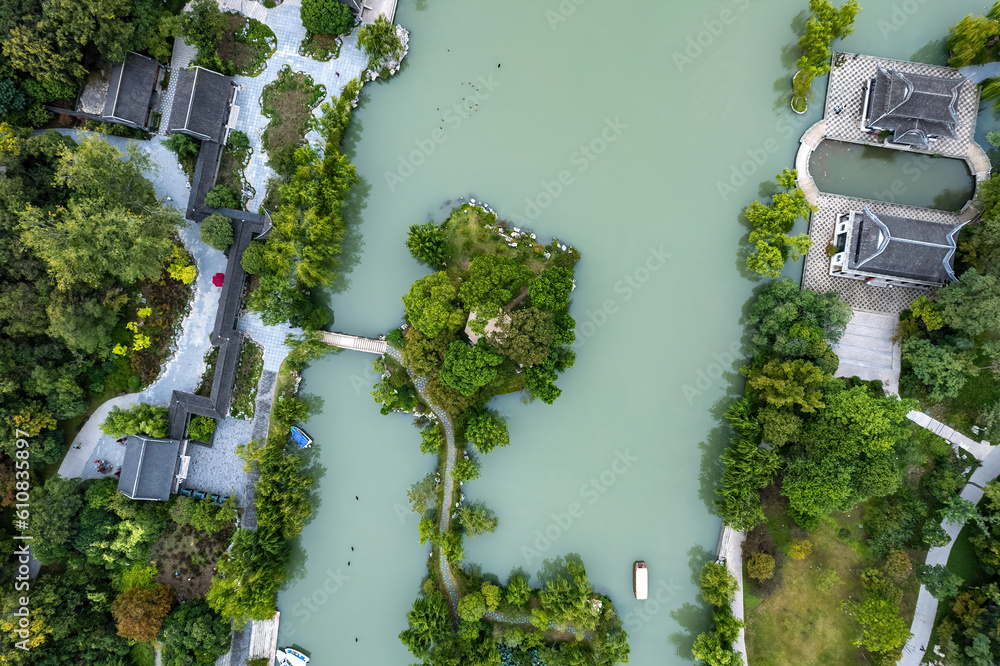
[
  {"xmin": 239, "ymin": 312, "xmax": 296, "ymax": 372},
  {"xmin": 958, "ymin": 61, "xmax": 1000, "ymax": 84},
  {"xmin": 907, "ymin": 411, "xmax": 994, "ymax": 461},
  {"xmin": 795, "ymin": 119, "xmax": 825, "ymax": 206},
  {"xmin": 899, "ymin": 445, "xmax": 1000, "ymax": 665},
  {"xmin": 319, "ymin": 331, "xmax": 387, "ymax": 354},
  {"xmin": 716, "ymin": 525, "xmax": 747, "ymax": 662},
  {"xmin": 833, "ymin": 310, "xmax": 902, "ymax": 394}
]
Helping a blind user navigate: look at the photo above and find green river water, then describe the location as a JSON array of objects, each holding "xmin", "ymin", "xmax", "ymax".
[{"xmin": 278, "ymin": 1, "xmax": 995, "ymax": 663}]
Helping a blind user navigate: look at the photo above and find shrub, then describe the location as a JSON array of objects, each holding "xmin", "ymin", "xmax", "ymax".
[
  {"xmin": 101, "ymin": 403, "xmax": 169, "ymax": 438},
  {"xmin": 162, "ymin": 133, "xmax": 200, "ymax": 161},
  {"xmin": 300, "ymin": 0, "xmax": 355, "ymax": 35},
  {"xmin": 357, "ymin": 15, "xmax": 403, "ymax": 68},
  {"xmin": 187, "ymin": 414, "xmax": 217, "ymax": 442},
  {"xmin": 789, "ymin": 539, "xmax": 812, "ymax": 560},
  {"xmin": 205, "ymin": 184, "xmax": 241, "ymax": 209},
  {"xmin": 200, "ymin": 213, "xmax": 234, "ymax": 252},
  {"xmin": 883, "ymin": 548, "xmax": 911, "ymax": 583},
  {"xmin": 226, "ymin": 130, "xmax": 250, "ymax": 155},
  {"xmin": 405, "ymin": 222, "xmax": 449, "ymax": 268},
  {"xmin": 747, "ymin": 552, "xmax": 775, "ymax": 581},
  {"xmin": 241, "ymin": 240, "xmax": 268, "ymax": 274}
]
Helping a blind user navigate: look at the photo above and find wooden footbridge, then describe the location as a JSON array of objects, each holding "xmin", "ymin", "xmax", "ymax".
[{"xmin": 319, "ymin": 331, "xmax": 388, "ymax": 354}]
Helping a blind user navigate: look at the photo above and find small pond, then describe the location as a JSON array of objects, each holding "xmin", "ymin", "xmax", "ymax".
[{"xmin": 809, "ymin": 140, "xmax": 975, "ymax": 211}]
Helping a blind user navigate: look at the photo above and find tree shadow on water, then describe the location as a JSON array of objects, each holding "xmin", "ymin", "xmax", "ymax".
[
  {"xmin": 910, "ymin": 38, "xmax": 948, "ymax": 66},
  {"xmin": 667, "ymin": 544, "xmax": 713, "ymax": 659}
]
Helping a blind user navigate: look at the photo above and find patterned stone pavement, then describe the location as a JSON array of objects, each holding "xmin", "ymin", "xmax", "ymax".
[
  {"xmin": 822, "ymin": 52, "xmax": 980, "ymax": 159},
  {"xmin": 239, "ymin": 312, "xmax": 296, "ymax": 372},
  {"xmin": 801, "ymin": 193, "xmax": 963, "ymax": 314}
]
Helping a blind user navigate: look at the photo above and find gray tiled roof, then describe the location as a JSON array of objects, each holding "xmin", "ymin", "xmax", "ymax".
[
  {"xmin": 118, "ymin": 435, "xmax": 181, "ymax": 501},
  {"xmin": 848, "ymin": 206, "xmax": 964, "ymax": 284},
  {"xmin": 865, "ymin": 67, "xmax": 962, "ymax": 148},
  {"xmin": 104, "ymin": 52, "xmax": 160, "ymax": 128},
  {"xmin": 167, "ymin": 67, "xmax": 233, "ymax": 143}
]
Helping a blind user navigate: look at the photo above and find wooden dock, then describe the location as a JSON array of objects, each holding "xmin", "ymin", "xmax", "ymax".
[
  {"xmin": 247, "ymin": 611, "xmax": 280, "ymax": 666},
  {"xmin": 319, "ymin": 331, "xmax": 388, "ymax": 354}
]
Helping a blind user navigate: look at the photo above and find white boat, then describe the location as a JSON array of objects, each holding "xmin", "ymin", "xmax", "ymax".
[
  {"xmin": 276, "ymin": 647, "xmax": 310, "ymax": 666},
  {"xmin": 634, "ymin": 561, "xmax": 648, "ymax": 600}
]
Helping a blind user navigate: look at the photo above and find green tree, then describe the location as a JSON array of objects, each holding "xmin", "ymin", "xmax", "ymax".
[
  {"xmin": 456, "ymin": 500, "xmax": 498, "ymax": 536},
  {"xmin": 200, "ymin": 214, "xmax": 233, "ymax": 252},
  {"xmin": 100, "ymin": 403, "xmax": 169, "ymax": 438},
  {"xmin": 29, "ymin": 476, "xmax": 83, "ymax": 564},
  {"xmin": 700, "ymin": 561, "xmax": 738, "ymax": 607},
  {"xmin": 747, "ymin": 552, "xmax": 775, "ymax": 581},
  {"xmin": 186, "ymin": 415, "xmax": 216, "ymax": 442},
  {"xmin": 398, "ymin": 591, "xmax": 452, "ymax": 661},
  {"xmin": 902, "ymin": 337, "xmax": 976, "ymax": 402},
  {"xmin": 0, "ymin": 79, "xmax": 27, "ymax": 117},
  {"xmin": 529, "ymin": 267, "xmax": 574, "ymax": 311},
  {"xmin": 847, "ymin": 595, "xmax": 909, "ymax": 656},
  {"xmin": 782, "ymin": 383, "xmax": 914, "ymax": 523},
  {"xmin": 182, "ymin": 0, "xmax": 227, "ymax": 53},
  {"xmin": 419, "ymin": 426, "xmax": 444, "ymax": 454},
  {"xmin": 440, "ymin": 341, "xmax": 504, "ymax": 397},
  {"xmin": 935, "ymin": 269, "xmax": 1000, "ymax": 337},
  {"xmin": 744, "ymin": 170, "xmax": 816, "ymax": 278},
  {"xmin": 300, "ymin": 0, "xmax": 354, "ymax": 35},
  {"xmin": 405, "ymin": 221, "xmax": 450, "ymax": 269},
  {"xmin": 162, "ymin": 133, "xmax": 200, "ymax": 162},
  {"xmin": 357, "ymin": 15, "xmax": 404, "ymax": 69},
  {"xmin": 463, "ymin": 410, "xmax": 509, "ymax": 454},
  {"xmin": 748, "ymin": 358, "xmax": 828, "ymax": 413},
  {"xmin": 407, "ymin": 473, "xmax": 437, "ymax": 515},
  {"xmin": 459, "ymin": 254, "xmax": 532, "ymax": 315},
  {"xmin": 692, "ymin": 630, "xmax": 744, "ymax": 666},
  {"xmin": 489, "ymin": 307, "xmax": 560, "ymax": 367},
  {"xmin": 205, "ymin": 183, "xmax": 240, "ymax": 209},
  {"xmin": 506, "ymin": 573, "xmax": 532, "ymax": 607},
  {"xmin": 744, "ymin": 278, "xmax": 852, "ymax": 362},
  {"xmin": 402, "ymin": 271, "xmax": 466, "ymax": 339},
  {"xmin": 480, "ymin": 583, "xmax": 501, "ymax": 612},
  {"xmin": 160, "ymin": 600, "xmax": 232, "ymax": 666},
  {"xmin": 916, "ymin": 564, "xmax": 964, "ymax": 601},
  {"xmin": 240, "ymin": 240, "xmax": 268, "ymax": 275},
  {"xmin": 457, "ymin": 591, "xmax": 486, "ymax": 622},
  {"xmin": 947, "ymin": 4, "xmax": 1000, "ymax": 67}
]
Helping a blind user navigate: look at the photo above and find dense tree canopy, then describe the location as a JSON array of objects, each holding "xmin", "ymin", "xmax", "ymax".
[
  {"xmin": 300, "ymin": 0, "xmax": 355, "ymax": 35},
  {"xmin": 403, "ymin": 271, "xmax": 467, "ymax": 339},
  {"xmin": 160, "ymin": 600, "xmax": 232, "ymax": 666},
  {"xmin": 743, "ymin": 170, "xmax": 816, "ymax": 278},
  {"xmin": 440, "ymin": 341, "xmax": 504, "ymax": 397}
]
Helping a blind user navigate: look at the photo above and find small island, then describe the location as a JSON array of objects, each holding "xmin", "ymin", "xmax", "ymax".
[{"xmin": 372, "ymin": 203, "xmax": 631, "ymax": 666}]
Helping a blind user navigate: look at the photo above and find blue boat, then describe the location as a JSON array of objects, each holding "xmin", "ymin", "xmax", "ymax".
[{"xmin": 290, "ymin": 425, "xmax": 313, "ymax": 448}]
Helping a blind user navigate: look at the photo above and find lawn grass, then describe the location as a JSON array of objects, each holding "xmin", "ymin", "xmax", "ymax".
[
  {"xmin": 745, "ymin": 496, "xmax": 918, "ymax": 666},
  {"xmin": 947, "ymin": 523, "xmax": 990, "ymax": 588},
  {"xmin": 196, "ymin": 347, "xmax": 219, "ymax": 397},
  {"xmin": 230, "ymin": 338, "xmax": 264, "ymax": 420},
  {"xmin": 218, "ymin": 13, "xmax": 276, "ymax": 77},
  {"xmin": 442, "ymin": 204, "xmax": 554, "ymax": 274},
  {"xmin": 151, "ymin": 522, "xmax": 233, "ymax": 599},
  {"xmin": 261, "ymin": 66, "xmax": 326, "ymax": 156},
  {"xmin": 299, "ymin": 31, "xmax": 341, "ymax": 61}
]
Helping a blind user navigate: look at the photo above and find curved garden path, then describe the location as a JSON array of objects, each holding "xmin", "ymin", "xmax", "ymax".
[{"xmin": 384, "ymin": 346, "xmax": 586, "ymax": 635}]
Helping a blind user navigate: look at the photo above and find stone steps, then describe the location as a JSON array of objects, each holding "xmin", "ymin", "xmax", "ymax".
[{"xmin": 837, "ymin": 330, "xmax": 895, "ymax": 353}]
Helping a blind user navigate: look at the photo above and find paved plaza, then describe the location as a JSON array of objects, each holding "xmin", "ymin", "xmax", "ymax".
[{"xmin": 822, "ymin": 52, "xmax": 980, "ymax": 160}]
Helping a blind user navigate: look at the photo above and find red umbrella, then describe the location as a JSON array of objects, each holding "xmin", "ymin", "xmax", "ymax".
[{"xmin": 213, "ymin": 273, "xmax": 225, "ymax": 287}]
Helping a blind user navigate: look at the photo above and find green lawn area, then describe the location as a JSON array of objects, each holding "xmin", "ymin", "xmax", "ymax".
[
  {"xmin": 442, "ymin": 204, "xmax": 555, "ymax": 274},
  {"xmin": 218, "ymin": 12, "xmax": 276, "ymax": 77},
  {"xmin": 745, "ymin": 499, "xmax": 919, "ymax": 665},
  {"xmin": 261, "ymin": 66, "xmax": 326, "ymax": 175},
  {"xmin": 230, "ymin": 338, "xmax": 264, "ymax": 420},
  {"xmin": 947, "ymin": 523, "xmax": 990, "ymax": 588}
]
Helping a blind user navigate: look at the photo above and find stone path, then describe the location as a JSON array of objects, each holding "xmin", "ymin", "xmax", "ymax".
[
  {"xmin": 239, "ymin": 312, "xmax": 296, "ymax": 372},
  {"xmin": 958, "ymin": 61, "xmax": 1000, "ymax": 84},
  {"xmin": 832, "ymin": 310, "xmax": 902, "ymax": 394},
  {"xmin": 224, "ymin": 2, "xmax": 369, "ymax": 211},
  {"xmin": 795, "ymin": 119, "xmax": 825, "ymax": 206},
  {"xmin": 907, "ymin": 411, "xmax": 994, "ymax": 461},
  {"xmin": 319, "ymin": 331, "xmax": 387, "ymax": 354},
  {"xmin": 716, "ymin": 525, "xmax": 747, "ymax": 663},
  {"xmin": 899, "ymin": 445, "xmax": 1000, "ymax": 665}
]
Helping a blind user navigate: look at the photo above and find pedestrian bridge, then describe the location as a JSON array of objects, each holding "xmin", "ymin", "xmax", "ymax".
[{"xmin": 319, "ymin": 331, "xmax": 387, "ymax": 354}]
